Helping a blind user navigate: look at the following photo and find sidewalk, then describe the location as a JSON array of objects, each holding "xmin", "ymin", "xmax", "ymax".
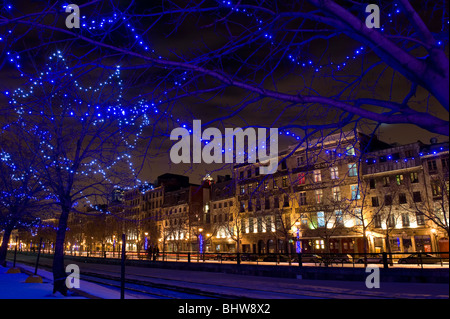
[{"xmin": 0, "ymin": 262, "xmax": 133, "ymax": 299}]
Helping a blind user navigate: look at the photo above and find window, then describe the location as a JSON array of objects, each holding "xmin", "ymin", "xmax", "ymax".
[
  {"xmin": 399, "ymin": 193, "xmax": 407, "ymax": 204},
  {"xmin": 410, "ymin": 172, "xmax": 419, "ymax": 183},
  {"xmin": 428, "ymin": 160, "xmax": 437, "ymax": 172},
  {"xmin": 405, "ymin": 150, "xmax": 414, "ymax": 158},
  {"xmin": 413, "ymin": 191, "xmax": 422, "ymax": 202},
  {"xmin": 248, "ymin": 184, "xmax": 253, "ymax": 194},
  {"xmin": 264, "ymin": 180, "xmax": 269, "ymax": 191},
  {"xmin": 371, "ymin": 196, "xmax": 380, "ymax": 207},
  {"xmin": 274, "ymin": 197, "xmax": 279, "ymax": 208},
  {"xmin": 383, "ymin": 176, "xmax": 390, "ymax": 187},
  {"xmin": 266, "ymin": 216, "xmax": 273, "ymax": 232},
  {"xmin": 298, "ymin": 173, "xmax": 306, "ymax": 185},
  {"xmin": 249, "ymin": 217, "xmax": 254, "ymax": 233},
  {"xmin": 315, "ymin": 240, "xmax": 325, "ymax": 250},
  {"xmin": 330, "ymin": 167, "xmax": 339, "ymax": 179},
  {"xmin": 313, "ymin": 170, "xmax": 322, "ymax": 183},
  {"xmin": 273, "ymin": 178, "xmax": 278, "ymax": 189},
  {"xmin": 335, "ymin": 210, "xmax": 343, "ymax": 225},
  {"xmin": 396, "ymin": 174, "xmax": 404, "ymax": 185},
  {"xmin": 283, "ymin": 195, "xmax": 289, "ymax": 207},
  {"xmin": 301, "ymin": 216, "xmax": 308, "ymax": 227},
  {"xmin": 369, "ymin": 179, "xmax": 376, "ymax": 189},
  {"xmin": 239, "ymin": 171, "xmax": 244, "ymax": 179},
  {"xmin": 265, "ymin": 197, "xmax": 270, "ymax": 209},
  {"xmin": 350, "ymin": 184, "xmax": 360, "ymax": 200},
  {"xmin": 328, "ymin": 150, "xmax": 337, "ymax": 161},
  {"xmin": 297, "ymin": 156, "xmax": 305, "ymax": 167},
  {"xmin": 346, "ymin": 146, "xmax": 356, "ymax": 156},
  {"xmin": 442, "ymin": 157, "xmax": 449, "ymax": 170},
  {"xmin": 354, "ymin": 208, "xmax": 363, "ymax": 226},
  {"xmin": 431, "ymin": 183, "xmax": 442, "ymax": 197},
  {"xmin": 240, "ymin": 201, "xmax": 246, "ymax": 213},
  {"xmin": 374, "ymin": 215, "xmax": 382, "ymax": 228},
  {"xmin": 384, "ymin": 195, "xmax": 393, "ymax": 206},
  {"xmin": 281, "ymin": 161, "xmax": 287, "ymax": 170},
  {"xmin": 247, "ymin": 170, "xmax": 252, "ymax": 178},
  {"xmin": 257, "ymin": 217, "xmax": 263, "ymax": 233},
  {"xmin": 248, "ymin": 200, "xmax": 253, "ymax": 211},
  {"xmin": 416, "ymin": 212, "xmax": 425, "ymax": 226},
  {"xmin": 387, "ymin": 215, "xmax": 396, "ymax": 228},
  {"xmin": 299, "ymin": 192, "xmax": 307, "ymax": 206},
  {"xmin": 255, "ymin": 167, "xmax": 260, "ymax": 176},
  {"xmin": 348, "ymin": 163, "xmax": 358, "ymax": 177},
  {"xmin": 315, "ymin": 189, "xmax": 323, "ymax": 204},
  {"xmin": 402, "ymin": 213, "xmax": 410, "ymax": 227},
  {"xmin": 256, "ymin": 199, "xmax": 261, "ymax": 211},
  {"xmin": 240, "ymin": 185, "xmax": 245, "ymax": 195},
  {"xmin": 332, "ymin": 187, "xmax": 341, "ymax": 201},
  {"xmin": 282, "ymin": 176, "xmax": 288, "ymax": 188},
  {"xmin": 317, "ymin": 212, "xmax": 325, "ymax": 228}
]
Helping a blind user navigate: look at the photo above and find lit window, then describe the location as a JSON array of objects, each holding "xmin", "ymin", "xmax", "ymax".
[
  {"xmin": 348, "ymin": 163, "xmax": 358, "ymax": 177},
  {"xmin": 396, "ymin": 174, "xmax": 404, "ymax": 185},
  {"xmin": 317, "ymin": 212, "xmax": 325, "ymax": 228},
  {"xmin": 315, "ymin": 239, "xmax": 325, "ymax": 250},
  {"xmin": 313, "ymin": 170, "xmax": 322, "ymax": 183},
  {"xmin": 282, "ymin": 176, "xmax": 288, "ymax": 188},
  {"xmin": 315, "ymin": 189, "xmax": 323, "ymax": 204},
  {"xmin": 351, "ymin": 184, "xmax": 360, "ymax": 200},
  {"xmin": 346, "ymin": 146, "xmax": 356, "ymax": 156},
  {"xmin": 330, "ymin": 167, "xmax": 339, "ymax": 179},
  {"xmin": 354, "ymin": 208, "xmax": 363, "ymax": 225},
  {"xmin": 299, "ymin": 192, "xmax": 307, "ymax": 206},
  {"xmin": 332, "ymin": 187, "xmax": 341, "ymax": 201},
  {"xmin": 298, "ymin": 173, "xmax": 306, "ymax": 185},
  {"xmin": 335, "ymin": 210, "xmax": 343, "ymax": 224}
]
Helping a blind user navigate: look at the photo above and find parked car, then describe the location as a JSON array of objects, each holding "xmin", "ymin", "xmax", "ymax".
[
  {"xmin": 322, "ymin": 254, "xmax": 352, "ymax": 264},
  {"xmin": 356, "ymin": 254, "xmax": 392, "ymax": 264},
  {"xmin": 293, "ymin": 254, "xmax": 322, "ymax": 263},
  {"xmin": 397, "ymin": 253, "xmax": 440, "ymax": 264},
  {"xmin": 218, "ymin": 253, "xmax": 237, "ymax": 261}
]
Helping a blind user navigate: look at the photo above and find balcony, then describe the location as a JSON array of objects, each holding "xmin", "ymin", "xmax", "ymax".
[{"xmin": 363, "ymin": 157, "xmax": 421, "ymax": 175}]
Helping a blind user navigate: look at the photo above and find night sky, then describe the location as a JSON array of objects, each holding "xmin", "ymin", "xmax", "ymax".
[{"xmin": 1, "ymin": 0, "xmax": 448, "ymax": 184}]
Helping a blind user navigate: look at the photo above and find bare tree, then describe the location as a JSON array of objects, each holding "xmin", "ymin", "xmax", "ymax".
[
  {"xmin": 3, "ymin": 54, "xmax": 144, "ymax": 295},
  {"xmin": 2, "ymin": 1, "xmax": 447, "ymax": 138},
  {"xmin": 0, "ymin": 123, "xmax": 48, "ymax": 266}
]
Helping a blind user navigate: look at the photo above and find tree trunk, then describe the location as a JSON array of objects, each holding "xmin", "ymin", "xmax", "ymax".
[
  {"xmin": 362, "ymin": 226, "xmax": 369, "ymax": 267},
  {"xmin": 52, "ymin": 207, "xmax": 70, "ymax": 295},
  {"xmin": 0, "ymin": 221, "xmax": 15, "ymax": 267}
]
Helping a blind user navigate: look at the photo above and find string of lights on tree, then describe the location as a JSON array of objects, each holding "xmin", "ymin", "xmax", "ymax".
[
  {"xmin": 1, "ymin": 50, "xmax": 174, "ymax": 213},
  {"xmin": 1, "ymin": 1, "xmax": 448, "ymax": 179}
]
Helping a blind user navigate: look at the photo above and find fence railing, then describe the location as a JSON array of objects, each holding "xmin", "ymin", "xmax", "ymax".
[{"xmin": 11, "ymin": 249, "xmax": 449, "ymax": 268}]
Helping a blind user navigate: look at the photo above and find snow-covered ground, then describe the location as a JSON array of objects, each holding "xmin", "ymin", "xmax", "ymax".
[{"xmin": 0, "ymin": 263, "xmax": 140, "ymax": 299}]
